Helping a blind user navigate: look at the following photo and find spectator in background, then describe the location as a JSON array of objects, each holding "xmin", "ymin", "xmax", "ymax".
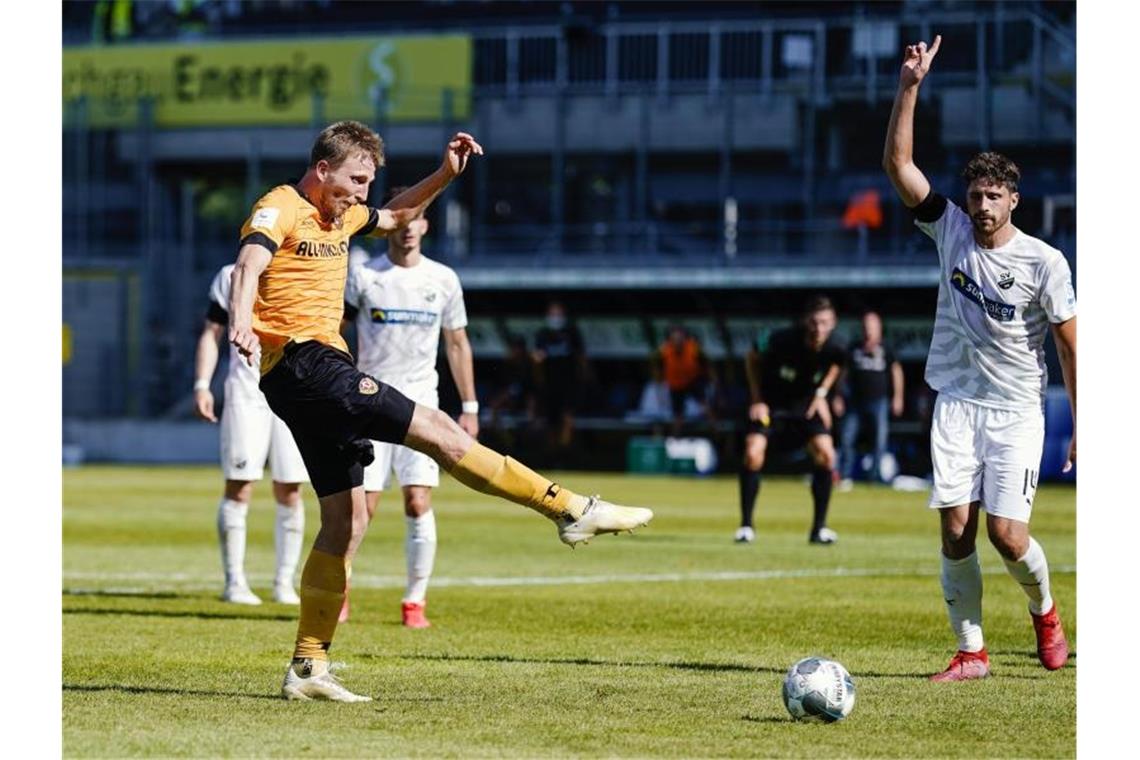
[
  {"xmin": 490, "ymin": 334, "xmax": 537, "ymax": 426},
  {"xmin": 533, "ymin": 301, "xmax": 587, "ymax": 454},
  {"xmin": 837, "ymin": 311, "xmax": 905, "ymax": 488},
  {"xmin": 657, "ymin": 324, "xmax": 711, "ymax": 434}
]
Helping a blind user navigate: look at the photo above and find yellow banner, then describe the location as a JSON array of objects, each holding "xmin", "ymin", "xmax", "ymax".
[{"xmin": 63, "ymin": 35, "xmax": 471, "ymax": 127}]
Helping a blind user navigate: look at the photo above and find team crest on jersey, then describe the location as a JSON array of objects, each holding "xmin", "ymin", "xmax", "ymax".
[
  {"xmin": 359, "ymin": 377, "xmax": 379, "ymax": 395},
  {"xmin": 422, "ymin": 288, "xmax": 438, "ymax": 303},
  {"xmin": 997, "ymin": 271, "xmax": 1015, "ymax": 290},
  {"xmin": 951, "ymin": 268, "xmax": 1015, "ymax": 322}
]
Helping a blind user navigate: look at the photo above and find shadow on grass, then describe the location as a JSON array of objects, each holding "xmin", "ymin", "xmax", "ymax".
[
  {"xmin": 389, "ymin": 653, "xmax": 782, "ymax": 676},
  {"xmin": 387, "ymin": 653, "xmax": 1048, "ymax": 680},
  {"xmin": 62, "ymin": 590, "xmax": 194, "ymax": 600},
  {"xmin": 742, "ymin": 715, "xmax": 792, "ymax": 724},
  {"xmin": 63, "ymin": 683, "xmax": 282, "ymax": 701},
  {"xmin": 63, "ymin": 607, "xmax": 296, "ymax": 622}
]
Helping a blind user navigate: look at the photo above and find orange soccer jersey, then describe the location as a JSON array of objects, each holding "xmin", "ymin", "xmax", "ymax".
[{"xmin": 239, "ymin": 185, "xmax": 381, "ymax": 374}]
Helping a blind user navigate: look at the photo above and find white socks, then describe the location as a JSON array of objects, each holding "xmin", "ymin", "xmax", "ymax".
[
  {"xmin": 275, "ymin": 502, "xmax": 306, "ymax": 588},
  {"xmin": 217, "ymin": 498, "xmax": 249, "ymax": 588},
  {"xmin": 1002, "ymin": 537, "xmax": 1053, "ymax": 616},
  {"xmin": 940, "ymin": 552, "xmax": 985, "ymax": 653},
  {"xmin": 404, "ymin": 511, "xmax": 437, "ymax": 603}
]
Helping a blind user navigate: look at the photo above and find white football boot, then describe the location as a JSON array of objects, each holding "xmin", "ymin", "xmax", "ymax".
[
  {"xmin": 734, "ymin": 526, "xmax": 756, "ymax": 544},
  {"xmin": 222, "ymin": 583, "xmax": 262, "ymax": 605},
  {"xmin": 810, "ymin": 527, "xmax": 839, "ymax": 545},
  {"xmin": 281, "ymin": 659, "xmax": 372, "ymax": 702},
  {"xmin": 557, "ymin": 495, "xmax": 653, "ymax": 547}
]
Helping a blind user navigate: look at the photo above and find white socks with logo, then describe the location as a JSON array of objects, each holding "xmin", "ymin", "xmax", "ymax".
[
  {"xmin": 940, "ymin": 552, "xmax": 985, "ymax": 653},
  {"xmin": 1002, "ymin": 537, "xmax": 1053, "ymax": 616},
  {"xmin": 404, "ymin": 511, "xmax": 437, "ymax": 603}
]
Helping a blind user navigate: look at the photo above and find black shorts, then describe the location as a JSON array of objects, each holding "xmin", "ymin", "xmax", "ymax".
[
  {"xmin": 746, "ymin": 414, "xmax": 831, "ymax": 450},
  {"xmin": 260, "ymin": 341, "xmax": 416, "ymax": 497}
]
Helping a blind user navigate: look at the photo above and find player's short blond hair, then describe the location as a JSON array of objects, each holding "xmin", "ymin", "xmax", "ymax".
[{"xmin": 310, "ymin": 121, "xmax": 385, "ymax": 170}]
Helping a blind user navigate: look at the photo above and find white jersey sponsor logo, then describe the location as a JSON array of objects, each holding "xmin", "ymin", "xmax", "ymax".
[
  {"xmin": 208, "ymin": 265, "xmax": 266, "ymax": 402},
  {"xmin": 346, "ymin": 254, "xmax": 467, "ymax": 406},
  {"xmin": 916, "ymin": 199, "xmax": 1076, "ymax": 410}
]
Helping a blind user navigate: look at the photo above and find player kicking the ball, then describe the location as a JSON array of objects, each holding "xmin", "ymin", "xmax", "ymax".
[
  {"xmin": 883, "ymin": 36, "xmax": 1075, "ymax": 681},
  {"xmin": 340, "ymin": 187, "xmax": 479, "ymax": 628},
  {"xmin": 229, "ymin": 121, "xmax": 653, "ymax": 702}
]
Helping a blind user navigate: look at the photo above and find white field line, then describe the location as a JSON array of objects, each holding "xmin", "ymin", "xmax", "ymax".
[{"xmin": 62, "ymin": 564, "xmax": 1075, "ymax": 595}]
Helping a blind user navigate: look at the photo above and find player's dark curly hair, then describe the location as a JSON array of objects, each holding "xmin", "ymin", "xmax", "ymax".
[
  {"xmin": 310, "ymin": 120, "xmax": 385, "ymax": 170},
  {"xmin": 962, "ymin": 152, "xmax": 1020, "ymax": 194}
]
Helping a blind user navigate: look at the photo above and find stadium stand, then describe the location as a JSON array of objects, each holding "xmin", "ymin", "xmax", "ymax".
[{"xmin": 62, "ymin": 0, "xmax": 1075, "ymax": 477}]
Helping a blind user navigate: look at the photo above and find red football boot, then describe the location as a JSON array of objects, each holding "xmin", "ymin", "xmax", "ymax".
[
  {"xmin": 930, "ymin": 649, "xmax": 990, "ymax": 682},
  {"xmin": 1031, "ymin": 604, "xmax": 1069, "ymax": 670},
  {"xmin": 401, "ymin": 601, "xmax": 431, "ymax": 629}
]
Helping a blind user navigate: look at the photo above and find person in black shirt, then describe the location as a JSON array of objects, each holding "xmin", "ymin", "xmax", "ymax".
[
  {"xmin": 837, "ymin": 311, "xmax": 905, "ymax": 487},
  {"xmin": 533, "ymin": 300, "xmax": 587, "ymax": 451},
  {"xmin": 736, "ymin": 295, "xmax": 846, "ymax": 545}
]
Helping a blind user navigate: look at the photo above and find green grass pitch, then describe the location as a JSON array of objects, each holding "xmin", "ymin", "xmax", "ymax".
[{"xmin": 63, "ymin": 466, "xmax": 1075, "ymax": 758}]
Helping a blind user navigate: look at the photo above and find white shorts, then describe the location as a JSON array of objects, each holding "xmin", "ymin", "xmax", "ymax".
[
  {"xmin": 928, "ymin": 394, "xmax": 1044, "ymax": 522},
  {"xmin": 363, "ymin": 440, "xmax": 440, "ymax": 492},
  {"xmin": 219, "ymin": 396, "xmax": 309, "ymax": 483}
]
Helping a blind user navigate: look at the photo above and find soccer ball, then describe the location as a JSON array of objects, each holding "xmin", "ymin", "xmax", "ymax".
[{"xmin": 781, "ymin": 657, "xmax": 856, "ymax": 722}]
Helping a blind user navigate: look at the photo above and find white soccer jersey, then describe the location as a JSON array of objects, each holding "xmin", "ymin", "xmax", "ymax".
[
  {"xmin": 345, "ymin": 255, "xmax": 467, "ymax": 405},
  {"xmin": 916, "ymin": 198, "xmax": 1076, "ymax": 410},
  {"xmin": 208, "ymin": 265, "xmax": 264, "ymax": 401}
]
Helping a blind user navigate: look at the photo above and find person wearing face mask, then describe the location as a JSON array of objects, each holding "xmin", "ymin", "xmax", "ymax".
[
  {"xmin": 735, "ymin": 295, "xmax": 846, "ymax": 547},
  {"xmin": 532, "ymin": 301, "xmax": 587, "ymax": 455}
]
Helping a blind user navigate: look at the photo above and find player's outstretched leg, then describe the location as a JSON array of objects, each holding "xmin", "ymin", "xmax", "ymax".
[
  {"xmin": 404, "ymin": 407, "xmax": 653, "ymax": 547},
  {"xmin": 989, "ymin": 517, "xmax": 1069, "ymax": 670}
]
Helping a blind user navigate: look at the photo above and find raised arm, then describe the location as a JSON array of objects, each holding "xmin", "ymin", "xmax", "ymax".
[
  {"xmin": 444, "ymin": 326, "xmax": 479, "ymax": 438},
  {"xmin": 369, "ymin": 132, "xmax": 485, "ymax": 236},
  {"xmin": 1050, "ymin": 316, "xmax": 1076, "ymax": 472},
  {"xmin": 883, "ymin": 35, "xmax": 941, "ymax": 208},
  {"xmin": 229, "ymin": 242, "xmax": 273, "ymax": 365}
]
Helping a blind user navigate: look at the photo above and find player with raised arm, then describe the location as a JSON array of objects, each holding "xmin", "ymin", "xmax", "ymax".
[
  {"xmin": 883, "ymin": 36, "xmax": 1076, "ymax": 681},
  {"xmin": 341, "ymin": 188, "xmax": 479, "ymax": 628},
  {"xmin": 228, "ymin": 121, "xmax": 653, "ymax": 702},
  {"xmin": 193, "ymin": 265, "xmax": 308, "ymax": 606}
]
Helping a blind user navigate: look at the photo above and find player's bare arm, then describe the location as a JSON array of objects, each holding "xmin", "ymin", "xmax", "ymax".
[
  {"xmin": 229, "ymin": 243, "xmax": 273, "ymax": 365},
  {"xmin": 372, "ymin": 133, "xmax": 485, "ymax": 235},
  {"xmin": 883, "ymin": 35, "xmax": 942, "ymax": 208},
  {"xmin": 745, "ymin": 349, "xmax": 769, "ymax": 423},
  {"xmin": 805, "ymin": 364, "xmax": 842, "ymax": 430},
  {"xmin": 444, "ymin": 326, "xmax": 480, "ymax": 438},
  {"xmin": 193, "ymin": 320, "xmax": 226, "ymax": 422},
  {"xmin": 1051, "ymin": 316, "xmax": 1076, "ymax": 471}
]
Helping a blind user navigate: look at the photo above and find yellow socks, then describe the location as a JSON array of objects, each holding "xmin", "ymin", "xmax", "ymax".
[
  {"xmin": 449, "ymin": 442, "xmax": 589, "ymax": 520},
  {"xmin": 293, "ymin": 549, "xmax": 348, "ymax": 661}
]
